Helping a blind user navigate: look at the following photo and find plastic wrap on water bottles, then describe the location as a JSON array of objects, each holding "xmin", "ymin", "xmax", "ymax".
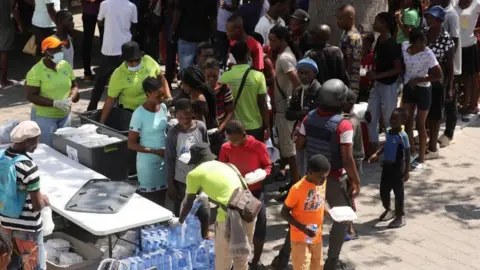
[
  {"xmin": 191, "ymin": 241, "xmax": 210, "ymax": 269},
  {"xmin": 141, "ymin": 254, "xmax": 151, "ymax": 269},
  {"xmin": 135, "ymin": 257, "xmax": 145, "ymax": 270},
  {"xmin": 158, "ymin": 251, "xmax": 173, "ymax": 270},
  {"xmin": 171, "ymin": 249, "xmax": 193, "ymax": 270},
  {"xmin": 129, "ymin": 258, "xmax": 138, "ymax": 270}
]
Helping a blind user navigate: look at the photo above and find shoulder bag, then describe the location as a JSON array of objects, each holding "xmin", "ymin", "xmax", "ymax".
[{"xmin": 233, "ymin": 68, "xmax": 252, "ymax": 109}]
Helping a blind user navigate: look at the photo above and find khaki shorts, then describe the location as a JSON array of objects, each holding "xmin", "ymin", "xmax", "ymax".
[
  {"xmin": 291, "ymin": 241, "xmax": 323, "ymax": 270},
  {"xmin": 214, "ymin": 219, "xmax": 256, "ymax": 270},
  {"xmin": 275, "ymin": 113, "xmax": 296, "ymax": 158}
]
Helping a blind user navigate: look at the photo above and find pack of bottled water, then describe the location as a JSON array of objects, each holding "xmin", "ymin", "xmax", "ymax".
[{"xmin": 119, "ymin": 201, "xmax": 215, "ymax": 270}]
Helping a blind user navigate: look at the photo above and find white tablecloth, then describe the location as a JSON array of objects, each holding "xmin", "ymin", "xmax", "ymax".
[{"xmin": 30, "ymin": 144, "xmax": 173, "ymax": 236}]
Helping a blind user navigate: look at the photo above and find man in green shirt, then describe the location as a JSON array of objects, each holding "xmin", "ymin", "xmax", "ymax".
[
  {"xmin": 174, "ymin": 142, "xmax": 256, "ymax": 270},
  {"xmin": 220, "ymin": 41, "xmax": 270, "ymax": 142}
]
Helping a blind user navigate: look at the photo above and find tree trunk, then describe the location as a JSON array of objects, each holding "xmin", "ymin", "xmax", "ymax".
[{"xmin": 308, "ymin": 0, "xmax": 388, "ymax": 44}]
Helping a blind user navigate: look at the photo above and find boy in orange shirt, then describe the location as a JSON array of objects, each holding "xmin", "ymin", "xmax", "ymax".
[{"xmin": 281, "ymin": 154, "xmax": 330, "ymax": 270}]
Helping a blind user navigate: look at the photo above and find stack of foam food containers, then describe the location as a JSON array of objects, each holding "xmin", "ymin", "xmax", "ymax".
[{"xmin": 120, "ymin": 198, "xmax": 215, "ymax": 270}]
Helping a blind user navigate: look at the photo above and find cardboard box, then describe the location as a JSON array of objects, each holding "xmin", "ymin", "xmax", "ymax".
[{"xmin": 45, "ymin": 232, "xmax": 103, "ymax": 270}]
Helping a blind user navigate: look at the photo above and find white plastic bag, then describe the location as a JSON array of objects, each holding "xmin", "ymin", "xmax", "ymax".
[
  {"xmin": 41, "ymin": 207, "xmax": 55, "ymax": 236},
  {"xmin": 0, "ymin": 120, "xmax": 20, "ymax": 144}
]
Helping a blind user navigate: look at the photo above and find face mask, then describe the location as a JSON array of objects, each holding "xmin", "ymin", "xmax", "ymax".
[
  {"xmin": 127, "ymin": 62, "xmax": 142, "ymax": 72},
  {"xmin": 51, "ymin": 52, "xmax": 64, "ymax": 64}
]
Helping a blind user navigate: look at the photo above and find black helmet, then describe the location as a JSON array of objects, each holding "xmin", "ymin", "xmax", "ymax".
[{"xmin": 317, "ymin": 79, "xmax": 348, "ymax": 109}]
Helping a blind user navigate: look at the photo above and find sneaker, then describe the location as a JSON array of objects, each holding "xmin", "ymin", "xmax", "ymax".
[
  {"xmin": 387, "ymin": 216, "xmax": 406, "ymax": 228},
  {"xmin": 438, "ymin": 134, "xmax": 451, "ymax": 148},
  {"xmin": 424, "ymin": 150, "xmax": 439, "ymax": 160},
  {"xmin": 411, "ymin": 161, "xmax": 426, "ymax": 171},
  {"xmin": 271, "ymin": 255, "xmax": 289, "ymax": 270},
  {"xmin": 379, "ymin": 210, "xmax": 395, "ymax": 221},
  {"xmin": 324, "ymin": 259, "xmax": 355, "ymax": 270}
]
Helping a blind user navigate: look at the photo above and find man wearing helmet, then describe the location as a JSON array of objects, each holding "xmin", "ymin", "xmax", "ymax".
[{"xmin": 295, "ymin": 79, "xmax": 360, "ymax": 270}]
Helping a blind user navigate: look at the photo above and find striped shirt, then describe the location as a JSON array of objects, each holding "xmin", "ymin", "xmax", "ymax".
[
  {"xmin": 214, "ymin": 83, "xmax": 233, "ymax": 126},
  {"xmin": 0, "ymin": 149, "xmax": 42, "ymax": 232}
]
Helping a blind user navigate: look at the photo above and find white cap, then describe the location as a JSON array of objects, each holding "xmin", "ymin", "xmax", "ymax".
[{"xmin": 10, "ymin": 121, "xmax": 41, "ymax": 143}]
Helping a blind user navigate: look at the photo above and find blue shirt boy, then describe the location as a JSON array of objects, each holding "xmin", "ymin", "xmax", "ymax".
[{"xmin": 383, "ymin": 128, "xmax": 410, "ymax": 163}]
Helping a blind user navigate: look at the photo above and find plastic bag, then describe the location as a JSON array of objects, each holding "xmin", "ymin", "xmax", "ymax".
[
  {"xmin": 0, "ymin": 120, "xmax": 20, "ymax": 144},
  {"xmin": 41, "ymin": 207, "xmax": 55, "ymax": 236},
  {"xmin": 59, "ymin": 252, "xmax": 83, "ymax": 265}
]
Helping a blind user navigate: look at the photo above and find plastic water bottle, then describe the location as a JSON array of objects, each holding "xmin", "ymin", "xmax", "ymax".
[
  {"xmin": 152, "ymin": 240, "xmax": 160, "ymax": 252},
  {"xmin": 142, "ymin": 254, "xmax": 151, "ymax": 268},
  {"xmin": 171, "ymin": 249, "xmax": 193, "ymax": 270},
  {"xmin": 192, "ymin": 241, "xmax": 210, "ymax": 269},
  {"xmin": 190, "ymin": 201, "xmax": 201, "ymax": 216},
  {"xmin": 129, "ymin": 258, "xmax": 138, "ymax": 270},
  {"xmin": 135, "ymin": 256, "xmax": 145, "ymax": 270},
  {"xmin": 305, "ymin": 224, "xmax": 318, "ymax": 244},
  {"xmin": 158, "ymin": 251, "xmax": 173, "ymax": 270}
]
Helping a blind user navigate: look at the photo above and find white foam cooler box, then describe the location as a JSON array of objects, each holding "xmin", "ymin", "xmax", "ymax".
[{"xmin": 45, "ymin": 232, "xmax": 103, "ymax": 270}]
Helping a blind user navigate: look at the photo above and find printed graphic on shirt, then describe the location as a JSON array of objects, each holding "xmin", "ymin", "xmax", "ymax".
[{"xmin": 303, "ymin": 186, "xmax": 325, "ymax": 211}]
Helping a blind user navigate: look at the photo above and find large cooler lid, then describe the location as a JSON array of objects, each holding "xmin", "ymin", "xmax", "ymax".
[{"xmin": 65, "ymin": 179, "xmax": 138, "ymax": 214}]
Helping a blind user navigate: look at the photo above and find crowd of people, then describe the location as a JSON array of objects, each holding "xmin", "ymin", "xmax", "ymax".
[{"xmin": 0, "ymin": 0, "xmax": 480, "ymax": 269}]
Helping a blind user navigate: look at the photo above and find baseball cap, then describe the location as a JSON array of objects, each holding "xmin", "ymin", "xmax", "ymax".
[
  {"xmin": 425, "ymin": 5, "xmax": 446, "ymax": 21},
  {"xmin": 121, "ymin": 41, "xmax": 144, "ymax": 61},
  {"xmin": 10, "ymin": 121, "xmax": 41, "ymax": 143},
  {"xmin": 187, "ymin": 142, "xmax": 217, "ymax": 165},
  {"xmin": 290, "ymin": 9, "xmax": 310, "ymax": 23},
  {"xmin": 41, "ymin": 36, "xmax": 66, "ymax": 53}
]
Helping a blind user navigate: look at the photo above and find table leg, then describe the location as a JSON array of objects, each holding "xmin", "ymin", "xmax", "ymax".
[
  {"xmin": 108, "ymin": 235, "xmax": 113, "ymax": 258},
  {"xmin": 138, "ymin": 228, "xmax": 143, "ymax": 252}
]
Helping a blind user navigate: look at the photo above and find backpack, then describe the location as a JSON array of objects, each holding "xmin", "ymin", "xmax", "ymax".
[{"xmin": 0, "ymin": 150, "xmax": 29, "ymax": 218}]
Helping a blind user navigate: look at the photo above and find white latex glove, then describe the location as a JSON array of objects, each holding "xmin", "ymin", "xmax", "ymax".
[
  {"xmin": 53, "ymin": 98, "xmax": 72, "ymax": 112},
  {"xmin": 169, "ymin": 217, "xmax": 181, "ymax": 228}
]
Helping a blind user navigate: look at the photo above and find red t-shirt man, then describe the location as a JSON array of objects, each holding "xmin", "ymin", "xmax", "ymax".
[
  {"xmin": 219, "ymin": 135, "xmax": 272, "ymax": 191},
  {"xmin": 229, "ymin": 36, "xmax": 265, "ymax": 71}
]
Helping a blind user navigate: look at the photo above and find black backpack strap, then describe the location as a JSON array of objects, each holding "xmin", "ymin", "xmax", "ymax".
[
  {"xmin": 275, "ymin": 78, "xmax": 289, "ymax": 101},
  {"xmin": 233, "ymin": 68, "xmax": 252, "ymax": 109}
]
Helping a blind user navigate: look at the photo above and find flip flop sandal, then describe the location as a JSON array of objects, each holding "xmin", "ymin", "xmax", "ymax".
[
  {"xmin": 387, "ymin": 218, "xmax": 406, "ymax": 228},
  {"xmin": 344, "ymin": 234, "xmax": 359, "ymax": 241}
]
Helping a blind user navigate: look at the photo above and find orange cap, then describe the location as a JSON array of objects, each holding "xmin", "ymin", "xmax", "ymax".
[{"xmin": 41, "ymin": 36, "xmax": 66, "ymax": 53}]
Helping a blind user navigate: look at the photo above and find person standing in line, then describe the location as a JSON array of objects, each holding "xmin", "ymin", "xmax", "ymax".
[
  {"xmin": 219, "ymin": 120, "xmax": 272, "ymax": 269},
  {"xmin": 171, "ymin": 0, "xmax": 217, "ymax": 72},
  {"xmin": 254, "ymin": 0, "xmax": 288, "ymax": 45},
  {"xmin": 337, "ymin": 4, "xmax": 363, "ymax": 95},
  {"xmin": 53, "ymin": 10, "xmax": 75, "ymax": 68},
  {"xmin": 430, "ymin": 0, "xmax": 461, "ymax": 148},
  {"xmin": 31, "ymin": 0, "xmax": 60, "ymax": 56},
  {"xmin": 226, "ymin": 15, "xmax": 264, "ymax": 71},
  {"xmin": 235, "ymin": 0, "xmax": 269, "ymax": 36},
  {"xmin": 26, "ymin": 37, "xmax": 80, "ymax": 146},
  {"xmin": 365, "ymin": 12, "xmax": 403, "ymax": 153},
  {"xmin": 395, "ymin": 0, "xmax": 422, "ymax": 44},
  {"xmin": 296, "ymin": 79, "xmax": 360, "ymax": 270},
  {"xmin": 0, "ymin": 0, "xmax": 22, "ymax": 89},
  {"xmin": 455, "ymin": 0, "xmax": 480, "ymax": 119},
  {"xmin": 304, "ymin": 24, "xmax": 349, "ymax": 86},
  {"xmin": 86, "ymin": 0, "xmax": 138, "ymax": 111},
  {"xmin": 220, "ymin": 41, "xmax": 270, "ymax": 142},
  {"xmin": 401, "ymin": 28, "xmax": 443, "ymax": 170},
  {"xmin": 128, "ymin": 77, "xmax": 169, "ymax": 206},
  {"xmin": 0, "ymin": 121, "xmax": 50, "ymax": 270},
  {"xmin": 289, "ymin": 9, "xmax": 311, "ymax": 55},
  {"xmin": 269, "ymin": 25, "xmax": 301, "ymax": 184},
  {"xmin": 281, "ymin": 154, "xmax": 330, "ymax": 270},
  {"xmin": 82, "ymin": 0, "xmax": 104, "ymax": 81},
  {"xmin": 424, "ymin": 6, "xmax": 455, "ymax": 160},
  {"xmin": 216, "ymin": 0, "xmax": 239, "ymax": 66}
]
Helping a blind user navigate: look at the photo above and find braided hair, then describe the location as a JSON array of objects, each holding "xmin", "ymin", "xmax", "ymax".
[
  {"xmin": 376, "ymin": 12, "xmax": 396, "ymax": 36},
  {"xmin": 180, "ymin": 66, "xmax": 218, "ymax": 128},
  {"xmin": 269, "ymin": 25, "xmax": 303, "ymax": 61},
  {"xmin": 142, "ymin": 77, "xmax": 163, "ymax": 94}
]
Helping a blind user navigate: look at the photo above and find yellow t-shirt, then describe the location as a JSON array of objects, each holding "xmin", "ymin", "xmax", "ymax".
[
  {"xmin": 186, "ymin": 161, "xmax": 242, "ymax": 222},
  {"xmin": 26, "ymin": 59, "xmax": 74, "ymax": 118},
  {"xmin": 107, "ymin": 55, "xmax": 162, "ymax": 110}
]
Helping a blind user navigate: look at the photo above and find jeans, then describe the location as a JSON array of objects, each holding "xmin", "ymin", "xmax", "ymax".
[
  {"xmin": 82, "ymin": 13, "xmax": 104, "ymax": 76},
  {"xmin": 87, "ymin": 55, "xmax": 123, "ymax": 111},
  {"xmin": 30, "ymin": 109, "xmax": 71, "ymax": 147},
  {"xmin": 380, "ymin": 163, "xmax": 405, "ymax": 216},
  {"xmin": 324, "ymin": 176, "xmax": 351, "ymax": 270},
  {"xmin": 6, "ymin": 229, "xmax": 45, "ymax": 270},
  {"xmin": 163, "ymin": 16, "xmax": 177, "ymax": 88},
  {"xmin": 178, "ymin": 39, "xmax": 199, "ymax": 72},
  {"xmin": 367, "ymin": 80, "xmax": 400, "ymax": 143},
  {"xmin": 444, "ymin": 79, "xmax": 458, "ymax": 138}
]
